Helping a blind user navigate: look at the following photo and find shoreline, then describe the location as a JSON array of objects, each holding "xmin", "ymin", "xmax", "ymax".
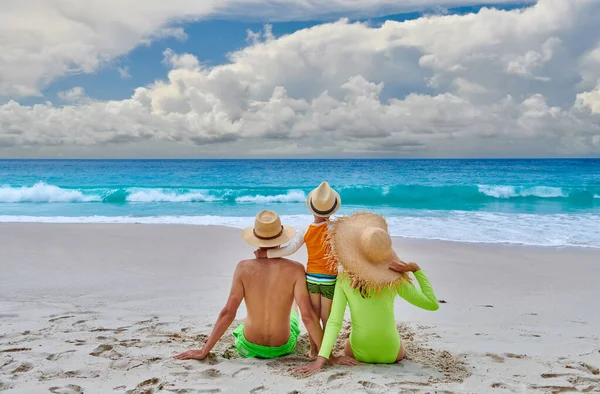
[
  {"xmin": 1, "ymin": 223, "xmax": 599, "ymax": 393},
  {"xmin": 0, "ymin": 221, "xmax": 598, "ymax": 251}
]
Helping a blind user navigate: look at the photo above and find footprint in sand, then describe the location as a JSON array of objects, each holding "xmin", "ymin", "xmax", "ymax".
[
  {"xmin": 0, "ymin": 356, "xmax": 13, "ymax": 370},
  {"xmin": 66, "ymin": 339, "xmax": 86, "ymax": 346},
  {"xmin": 359, "ymin": 381, "xmax": 383, "ymax": 394},
  {"xmin": 63, "ymin": 370, "xmax": 101, "ymax": 379},
  {"xmin": 135, "ymin": 317, "xmax": 159, "ymax": 325},
  {"xmin": 90, "ymin": 327, "xmax": 128, "ymax": 334},
  {"xmin": 89, "ymin": 344, "xmax": 123, "ymax": 360},
  {"xmin": 46, "ymin": 350, "xmax": 76, "ymax": 361},
  {"xmin": 504, "ymin": 353, "xmax": 527, "ymax": 359},
  {"xmin": 137, "ymin": 378, "xmax": 160, "ymax": 387},
  {"xmin": 485, "ymin": 353, "xmax": 505, "ymax": 363},
  {"xmin": 49, "ymin": 315, "xmax": 75, "ymax": 323},
  {"xmin": 0, "ymin": 381, "xmax": 12, "ymax": 391},
  {"xmin": 232, "ymin": 367, "xmax": 251, "ymax": 379},
  {"xmin": 0, "ymin": 347, "xmax": 31, "ymax": 353},
  {"xmin": 249, "ymin": 386, "xmax": 269, "ymax": 394},
  {"xmin": 12, "ymin": 362, "xmax": 33, "ymax": 373},
  {"xmin": 200, "ymin": 368, "xmax": 222, "ymax": 379},
  {"xmin": 49, "ymin": 384, "xmax": 83, "ymax": 394},
  {"xmin": 541, "ymin": 373, "xmax": 568, "ymax": 379},
  {"xmin": 327, "ymin": 372, "xmax": 348, "ymax": 383},
  {"xmin": 580, "ymin": 362, "xmax": 600, "ymax": 375},
  {"xmin": 38, "ymin": 367, "xmax": 64, "ymax": 381}
]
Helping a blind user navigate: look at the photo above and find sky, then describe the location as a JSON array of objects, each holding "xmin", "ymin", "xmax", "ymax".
[{"xmin": 1, "ymin": 0, "xmax": 599, "ymax": 158}]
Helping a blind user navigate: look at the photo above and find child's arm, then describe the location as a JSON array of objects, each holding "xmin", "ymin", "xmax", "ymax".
[{"xmin": 266, "ymin": 227, "xmax": 306, "ymax": 258}]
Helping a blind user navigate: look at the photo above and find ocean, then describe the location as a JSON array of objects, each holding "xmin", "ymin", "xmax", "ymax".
[{"xmin": 1, "ymin": 159, "xmax": 599, "ymax": 248}]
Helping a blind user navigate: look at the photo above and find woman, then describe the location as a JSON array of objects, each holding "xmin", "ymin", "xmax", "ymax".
[{"xmin": 296, "ymin": 212, "xmax": 439, "ymax": 375}]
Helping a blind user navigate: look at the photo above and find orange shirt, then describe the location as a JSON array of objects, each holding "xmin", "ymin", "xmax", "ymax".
[
  {"xmin": 304, "ymin": 223, "xmax": 337, "ymax": 276},
  {"xmin": 266, "ymin": 222, "xmax": 338, "ymax": 276}
]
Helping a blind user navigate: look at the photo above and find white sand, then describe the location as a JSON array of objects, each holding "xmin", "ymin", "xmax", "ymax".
[{"xmin": 1, "ymin": 223, "xmax": 599, "ymax": 393}]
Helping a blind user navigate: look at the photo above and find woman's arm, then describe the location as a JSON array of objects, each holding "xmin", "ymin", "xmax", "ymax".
[
  {"xmin": 390, "ymin": 261, "xmax": 439, "ymax": 311},
  {"xmin": 397, "ymin": 271, "xmax": 439, "ymax": 311},
  {"xmin": 318, "ymin": 281, "xmax": 347, "ymax": 359},
  {"xmin": 295, "ymin": 279, "xmax": 348, "ymax": 375}
]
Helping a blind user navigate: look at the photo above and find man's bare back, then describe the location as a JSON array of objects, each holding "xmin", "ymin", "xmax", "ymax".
[
  {"xmin": 174, "ymin": 254, "xmax": 322, "ymax": 361},
  {"xmin": 240, "ymin": 257, "xmax": 306, "ymax": 346}
]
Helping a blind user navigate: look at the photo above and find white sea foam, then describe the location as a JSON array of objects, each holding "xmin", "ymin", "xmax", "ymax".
[
  {"xmin": 0, "ymin": 182, "xmax": 100, "ymax": 203},
  {"xmin": 1, "ymin": 212, "xmax": 598, "ymax": 248},
  {"xmin": 235, "ymin": 190, "xmax": 306, "ymax": 204},
  {"xmin": 478, "ymin": 185, "xmax": 566, "ymax": 198},
  {"xmin": 126, "ymin": 190, "xmax": 219, "ymax": 203}
]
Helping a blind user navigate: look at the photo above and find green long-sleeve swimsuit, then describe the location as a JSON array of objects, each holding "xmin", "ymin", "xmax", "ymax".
[{"xmin": 318, "ymin": 270, "xmax": 439, "ymax": 363}]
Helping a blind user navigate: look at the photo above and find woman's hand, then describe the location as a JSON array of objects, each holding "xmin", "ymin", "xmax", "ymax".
[
  {"xmin": 172, "ymin": 348, "xmax": 208, "ymax": 360},
  {"xmin": 389, "ymin": 260, "xmax": 420, "ymax": 273},
  {"xmin": 295, "ymin": 356, "xmax": 327, "ymax": 376},
  {"xmin": 331, "ymin": 355, "xmax": 361, "ymax": 366}
]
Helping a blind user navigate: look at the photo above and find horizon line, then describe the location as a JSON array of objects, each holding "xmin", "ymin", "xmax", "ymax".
[{"xmin": 0, "ymin": 157, "xmax": 599, "ymax": 161}]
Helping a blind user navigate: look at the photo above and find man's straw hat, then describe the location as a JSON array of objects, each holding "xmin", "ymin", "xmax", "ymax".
[
  {"xmin": 306, "ymin": 181, "xmax": 341, "ymax": 217},
  {"xmin": 242, "ymin": 210, "xmax": 296, "ymax": 248},
  {"xmin": 328, "ymin": 212, "xmax": 410, "ymax": 291}
]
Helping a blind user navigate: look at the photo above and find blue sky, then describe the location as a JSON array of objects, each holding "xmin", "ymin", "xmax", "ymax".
[{"xmin": 32, "ymin": 2, "xmax": 529, "ymax": 107}]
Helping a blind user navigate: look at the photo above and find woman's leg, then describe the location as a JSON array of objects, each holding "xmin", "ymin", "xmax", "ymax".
[
  {"xmin": 308, "ymin": 292, "xmax": 321, "ymax": 358},
  {"xmin": 344, "ymin": 339, "xmax": 356, "ymax": 358},
  {"xmin": 395, "ymin": 343, "xmax": 404, "ymax": 362}
]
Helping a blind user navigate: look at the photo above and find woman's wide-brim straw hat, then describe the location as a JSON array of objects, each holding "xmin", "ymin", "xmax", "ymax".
[
  {"xmin": 306, "ymin": 181, "xmax": 341, "ymax": 217},
  {"xmin": 328, "ymin": 212, "xmax": 409, "ymax": 291},
  {"xmin": 242, "ymin": 210, "xmax": 296, "ymax": 248}
]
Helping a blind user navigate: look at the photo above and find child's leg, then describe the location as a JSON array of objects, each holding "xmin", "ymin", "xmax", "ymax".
[
  {"xmin": 319, "ymin": 295, "xmax": 333, "ymax": 332},
  {"xmin": 308, "ymin": 292, "xmax": 321, "ymax": 358}
]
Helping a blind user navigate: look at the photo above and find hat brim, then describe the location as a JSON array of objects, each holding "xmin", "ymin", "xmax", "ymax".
[
  {"xmin": 241, "ymin": 225, "xmax": 296, "ymax": 248},
  {"xmin": 306, "ymin": 189, "xmax": 341, "ymax": 218},
  {"xmin": 328, "ymin": 213, "xmax": 406, "ymax": 290}
]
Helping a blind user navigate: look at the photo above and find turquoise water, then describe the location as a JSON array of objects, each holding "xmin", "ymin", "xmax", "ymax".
[{"xmin": 1, "ymin": 159, "xmax": 599, "ymax": 247}]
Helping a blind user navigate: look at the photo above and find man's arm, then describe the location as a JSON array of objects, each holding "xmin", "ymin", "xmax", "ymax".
[
  {"xmin": 173, "ymin": 264, "xmax": 245, "ymax": 360},
  {"xmin": 293, "ymin": 269, "xmax": 323, "ymax": 349}
]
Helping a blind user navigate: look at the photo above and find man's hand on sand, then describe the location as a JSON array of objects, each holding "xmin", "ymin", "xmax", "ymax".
[
  {"xmin": 389, "ymin": 260, "xmax": 421, "ymax": 273},
  {"xmin": 254, "ymin": 249, "xmax": 268, "ymax": 259},
  {"xmin": 173, "ymin": 349, "xmax": 207, "ymax": 360}
]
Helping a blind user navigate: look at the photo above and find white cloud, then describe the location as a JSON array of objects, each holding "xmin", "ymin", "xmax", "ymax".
[
  {"xmin": 1, "ymin": 0, "xmax": 600, "ymax": 158},
  {"xmin": 0, "ymin": 0, "xmax": 531, "ymax": 98},
  {"xmin": 118, "ymin": 66, "xmax": 131, "ymax": 79},
  {"xmin": 57, "ymin": 87, "xmax": 91, "ymax": 104},
  {"xmin": 576, "ymin": 84, "xmax": 600, "ymax": 114}
]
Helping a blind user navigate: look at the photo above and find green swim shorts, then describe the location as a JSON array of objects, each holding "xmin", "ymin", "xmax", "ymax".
[
  {"xmin": 306, "ymin": 282, "xmax": 335, "ymax": 299},
  {"xmin": 305, "ymin": 273, "xmax": 337, "ymax": 300},
  {"xmin": 232, "ymin": 311, "xmax": 300, "ymax": 359}
]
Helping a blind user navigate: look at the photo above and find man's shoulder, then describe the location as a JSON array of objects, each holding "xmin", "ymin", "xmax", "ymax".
[
  {"xmin": 238, "ymin": 257, "xmax": 304, "ymax": 271},
  {"xmin": 280, "ymin": 258, "xmax": 305, "ymax": 271}
]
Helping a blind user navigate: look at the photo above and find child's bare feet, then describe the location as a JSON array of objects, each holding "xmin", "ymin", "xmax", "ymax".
[{"xmin": 309, "ymin": 344, "xmax": 318, "ymax": 359}]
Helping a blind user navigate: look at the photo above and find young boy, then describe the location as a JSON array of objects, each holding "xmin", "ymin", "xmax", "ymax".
[{"xmin": 255, "ymin": 181, "xmax": 341, "ymax": 358}]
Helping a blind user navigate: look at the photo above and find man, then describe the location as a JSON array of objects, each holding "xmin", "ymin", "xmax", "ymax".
[{"xmin": 174, "ymin": 210, "xmax": 324, "ymax": 360}]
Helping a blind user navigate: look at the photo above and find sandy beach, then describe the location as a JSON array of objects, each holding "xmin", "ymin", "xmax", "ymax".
[{"xmin": 1, "ymin": 223, "xmax": 599, "ymax": 393}]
